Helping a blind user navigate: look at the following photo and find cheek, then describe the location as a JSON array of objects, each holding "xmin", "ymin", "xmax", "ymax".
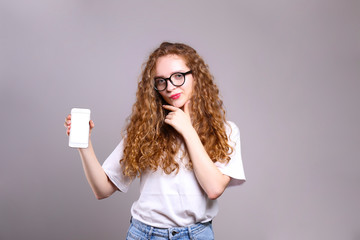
[
  {"xmin": 158, "ymin": 92, "xmax": 171, "ymax": 104},
  {"xmin": 186, "ymin": 79, "xmax": 195, "ymax": 96},
  {"xmin": 158, "ymin": 92, "xmax": 167, "ymax": 99}
]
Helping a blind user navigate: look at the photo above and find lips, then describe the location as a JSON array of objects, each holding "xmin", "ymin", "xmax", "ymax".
[{"xmin": 170, "ymin": 93, "xmax": 181, "ymax": 100}]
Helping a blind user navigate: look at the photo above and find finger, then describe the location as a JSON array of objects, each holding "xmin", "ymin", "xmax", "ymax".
[
  {"xmin": 167, "ymin": 111, "xmax": 177, "ymax": 118},
  {"xmin": 89, "ymin": 120, "xmax": 95, "ymax": 129},
  {"xmin": 64, "ymin": 120, "xmax": 71, "ymax": 127},
  {"xmin": 66, "ymin": 125, "xmax": 71, "ymax": 136},
  {"xmin": 162, "ymin": 105, "xmax": 179, "ymax": 112},
  {"xmin": 65, "ymin": 114, "xmax": 72, "ymax": 135},
  {"xmin": 164, "ymin": 118, "xmax": 171, "ymax": 125},
  {"xmin": 64, "ymin": 115, "xmax": 71, "ymax": 126}
]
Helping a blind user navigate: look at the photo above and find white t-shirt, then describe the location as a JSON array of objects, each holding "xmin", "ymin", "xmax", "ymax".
[{"xmin": 102, "ymin": 121, "xmax": 246, "ymax": 228}]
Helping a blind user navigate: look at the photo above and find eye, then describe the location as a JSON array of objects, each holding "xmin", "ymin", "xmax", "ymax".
[
  {"xmin": 155, "ymin": 78, "xmax": 166, "ymax": 84},
  {"xmin": 173, "ymin": 73, "xmax": 183, "ymax": 80}
]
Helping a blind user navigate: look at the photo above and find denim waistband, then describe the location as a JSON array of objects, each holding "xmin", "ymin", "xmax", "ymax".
[{"xmin": 130, "ymin": 217, "xmax": 212, "ymax": 239}]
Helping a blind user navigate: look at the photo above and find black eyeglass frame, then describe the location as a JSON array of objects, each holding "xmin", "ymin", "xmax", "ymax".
[{"xmin": 154, "ymin": 70, "xmax": 192, "ymax": 91}]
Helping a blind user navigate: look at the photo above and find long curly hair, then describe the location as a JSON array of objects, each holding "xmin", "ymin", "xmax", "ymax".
[{"xmin": 121, "ymin": 42, "xmax": 232, "ymax": 178}]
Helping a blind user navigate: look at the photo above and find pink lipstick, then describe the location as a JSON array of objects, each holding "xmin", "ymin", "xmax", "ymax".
[{"xmin": 170, "ymin": 93, "xmax": 181, "ymax": 100}]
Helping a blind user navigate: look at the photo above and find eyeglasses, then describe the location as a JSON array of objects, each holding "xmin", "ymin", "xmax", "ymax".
[{"xmin": 154, "ymin": 70, "xmax": 192, "ymax": 91}]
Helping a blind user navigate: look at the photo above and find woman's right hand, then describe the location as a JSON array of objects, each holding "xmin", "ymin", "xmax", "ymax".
[
  {"xmin": 64, "ymin": 114, "xmax": 95, "ymax": 137},
  {"xmin": 64, "ymin": 114, "xmax": 116, "ymax": 199}
]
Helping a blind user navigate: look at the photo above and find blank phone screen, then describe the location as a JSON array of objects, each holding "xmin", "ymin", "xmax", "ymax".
[{"xmin": 69, "ymin": 112, "xmax": 90, "ymax": 145}]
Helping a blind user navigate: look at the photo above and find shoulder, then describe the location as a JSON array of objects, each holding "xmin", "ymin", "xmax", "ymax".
[{"xmin": 225, "ymin": 121, "xmax": 240, "ymax": 137}]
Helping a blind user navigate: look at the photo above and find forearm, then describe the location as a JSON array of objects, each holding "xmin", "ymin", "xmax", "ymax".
[
  {"xmin": 78, "ymin": 140, "xmax": 117, "ymax": 199},
  {"xmin": 183, "ymin": 128, "xmax": 230, "ymax": 200},
  {"xmin": 162, "ymin": 104, "xmax": 230, "ymax": 199}
]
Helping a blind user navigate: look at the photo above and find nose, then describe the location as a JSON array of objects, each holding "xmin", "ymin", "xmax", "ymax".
[{"xmin": 165, "ymin": 79, "xmax": 176, "ymax": 91}]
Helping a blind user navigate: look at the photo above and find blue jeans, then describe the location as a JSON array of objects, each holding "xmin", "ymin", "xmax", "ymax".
[{"xmin": 126, "ymin": 218, "xmax": 214, "ymax": 240}]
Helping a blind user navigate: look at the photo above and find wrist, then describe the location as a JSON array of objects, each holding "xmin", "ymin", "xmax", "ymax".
[
  {"xmin": 182, "ymin": 126, "xmax": 198, "ymax": 143},
  {"xmin": 78, "ymin": 139, "xmax": 93, "ymax": 152}
]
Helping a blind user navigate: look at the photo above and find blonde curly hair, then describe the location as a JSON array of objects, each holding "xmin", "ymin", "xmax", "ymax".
[{"xmin": 121, "ymin": 42, "xmax": 232, "ymax": 178}]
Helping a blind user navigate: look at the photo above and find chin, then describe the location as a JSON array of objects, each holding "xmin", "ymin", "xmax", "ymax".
[
  {"xmin": 164, "ymin": 97, "xmax": 186, "ymax": 108},
  {"xmin": 172, "ymin": 101, "xmax": 185, "ymax": 108}
]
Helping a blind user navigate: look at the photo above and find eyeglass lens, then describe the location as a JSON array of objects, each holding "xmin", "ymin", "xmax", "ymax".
[{"xmin": 155, "ymin": 73, "xmax": 185, "ymax": 91}]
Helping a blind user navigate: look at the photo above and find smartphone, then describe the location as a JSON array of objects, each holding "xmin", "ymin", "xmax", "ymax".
[{"xmin": 69, "ymin": 108, "xmax": 91, "ymax": 148}]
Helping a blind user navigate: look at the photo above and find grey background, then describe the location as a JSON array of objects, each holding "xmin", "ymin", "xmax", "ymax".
[{"xmin": 1, "ymin": 0, "xmax": 359, "ymax": 239}]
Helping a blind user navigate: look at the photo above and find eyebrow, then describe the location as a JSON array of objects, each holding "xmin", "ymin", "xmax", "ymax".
[{"xmin": 154, "ymin": 70, "xmax": 188, "ymax": 79}]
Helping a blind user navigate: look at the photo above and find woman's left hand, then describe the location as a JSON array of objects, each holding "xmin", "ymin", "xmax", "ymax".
[
  {"xmin": 164, "ymin": 100, "xmax": 231, "ymax": 199},
  {"xmin": 162, "ymin": 101, "xmax": 194, "ymax": 137}
]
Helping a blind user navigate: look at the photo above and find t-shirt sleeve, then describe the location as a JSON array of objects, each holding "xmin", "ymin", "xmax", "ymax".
[
  {"xmin": 101, "ymin": 139, "xmax": 133, "ymax": 193},
  {"xmin": 215, "ymin": 121, "xmax": 246, "ymax": 187}
]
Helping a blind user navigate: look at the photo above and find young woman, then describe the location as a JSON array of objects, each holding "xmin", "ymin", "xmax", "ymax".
[{"xmin": 64, "ymin": 42, "xmax": 245, "ymax": 239}]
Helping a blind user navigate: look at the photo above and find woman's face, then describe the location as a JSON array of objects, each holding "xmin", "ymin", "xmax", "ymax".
[{"xmin": 155, "ymin": 55, "xmax": 194, "ymax": 110}]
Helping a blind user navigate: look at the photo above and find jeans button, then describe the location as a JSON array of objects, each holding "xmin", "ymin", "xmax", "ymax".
[{"xmin": 172, "ymin": 230, "xmax": 177, "ymax": 236}]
